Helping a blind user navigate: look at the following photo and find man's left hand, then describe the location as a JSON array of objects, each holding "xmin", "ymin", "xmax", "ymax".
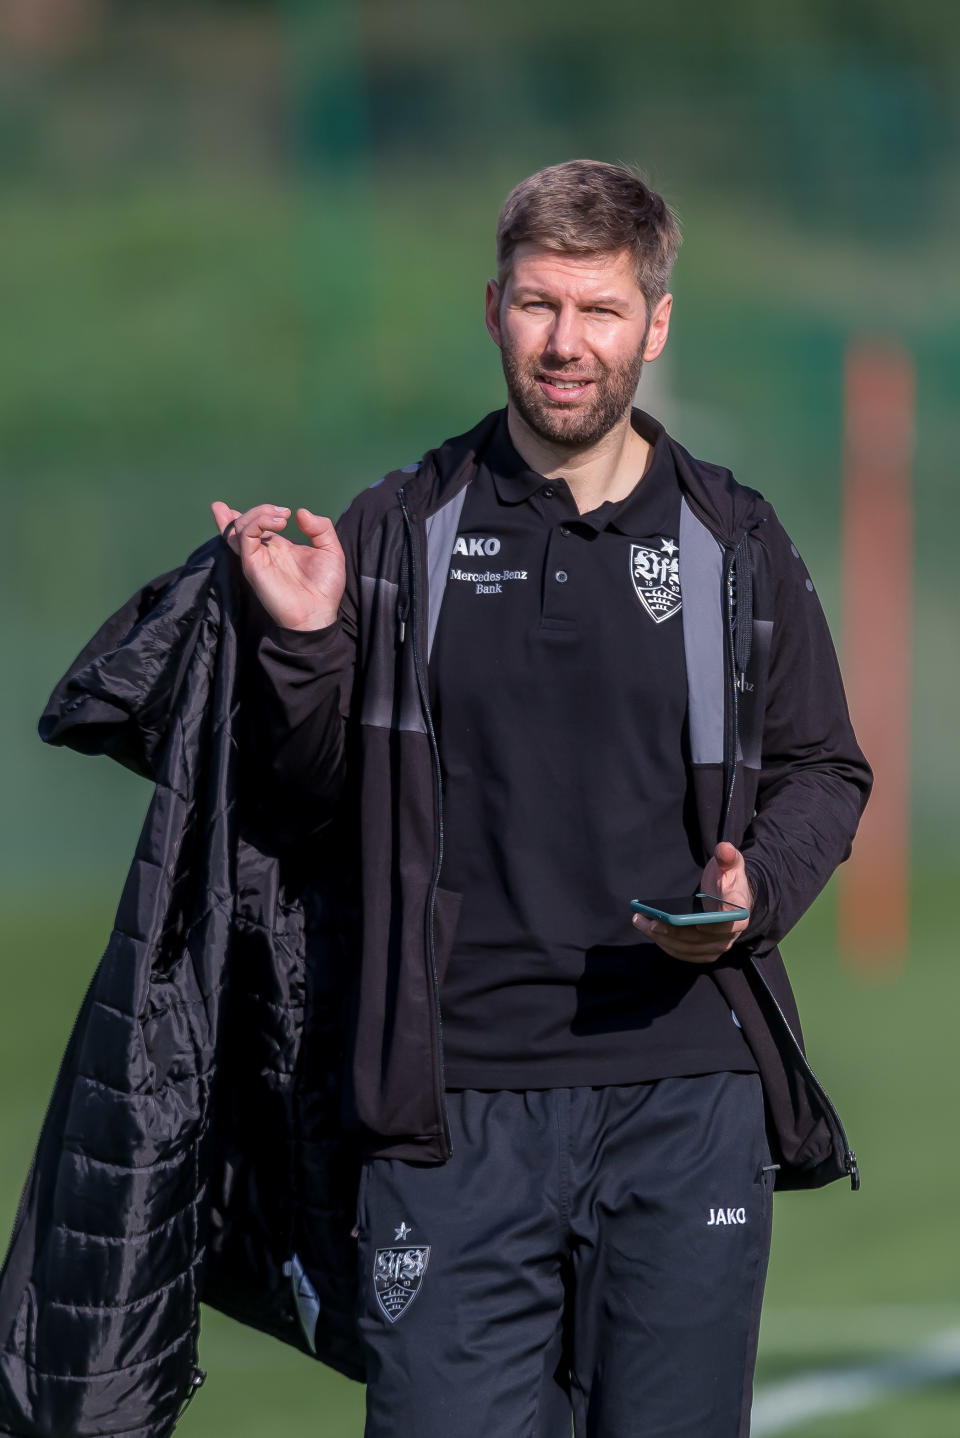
[{"xmin": 631, "ymin": 842, "xmax": 753, "ymax": 964}]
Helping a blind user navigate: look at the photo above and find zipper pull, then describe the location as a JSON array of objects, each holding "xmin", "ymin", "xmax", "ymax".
[
  {"xmin": 175, "ymin": 1366, "xmax": 206, "ymax": 1425},
  {"xmin": 397, "ymin": 595, "xmax": 409, "ymax": 645},
  {"xmin": 847, "ymin": 1150, "xmax": 861, "ymax": 1191}
]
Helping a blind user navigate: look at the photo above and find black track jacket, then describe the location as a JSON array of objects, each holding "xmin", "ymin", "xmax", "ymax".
[{"xmin": 0, "ymin": 409, "xmax": 871, "ymax": 1437}]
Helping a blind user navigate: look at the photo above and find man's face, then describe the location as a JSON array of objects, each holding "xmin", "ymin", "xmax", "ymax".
[{"xmin": 485, "ymin": 243, "xmax": 672, "ymax": 449}]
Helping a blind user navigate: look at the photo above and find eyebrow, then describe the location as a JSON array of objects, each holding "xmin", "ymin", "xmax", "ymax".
[{"xmin": 512, "ymin": 288, "xmax": 626, "ymax": 307}]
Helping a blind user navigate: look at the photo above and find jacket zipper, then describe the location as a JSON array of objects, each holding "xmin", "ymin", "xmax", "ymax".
[
  {"xmin": 398, "ymin": 489, "xmax": 453, "ymax": 1159},
  {"xmin": 174, "ymin": 1366, "xmax": 206, "ymax": 1426},
  {"xmin": 721, "ymin": 531, "xmax": 859, "ymax": 1192},
  {"xmin": 720, "ymin": 545, "xmax": 739, "ymax": 839}
]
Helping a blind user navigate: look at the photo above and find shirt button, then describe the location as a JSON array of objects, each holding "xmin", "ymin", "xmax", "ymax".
[
  {"xmin": 542, "ymin": 485, "xmax": 555, "ymax": 498},
  {"xmin": 555, "ymin": 569, "xmax": 568, "ymax": 583},
  {"xmin": 559, "ymin": 526, "xmax": 570, "ymax": 537}
]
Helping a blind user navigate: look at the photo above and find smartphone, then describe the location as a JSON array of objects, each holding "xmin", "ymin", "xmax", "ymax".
[{"xmin": 630, "ymin": 893, "xmax": 749, "ymax": 926}]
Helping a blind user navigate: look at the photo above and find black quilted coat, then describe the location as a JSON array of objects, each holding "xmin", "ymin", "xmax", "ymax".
[
  {"xmin": 0, "ymin": 540, "xmax": 365, "ymax": 1438},
  {"xmin": 0, "ymin": 410, "xmax": 872, "ymax": 1438}
]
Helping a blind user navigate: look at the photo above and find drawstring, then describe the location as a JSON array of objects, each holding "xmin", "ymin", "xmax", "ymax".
[{"xmin": 396, "ymin": 515, "xmax": 411, "ymax": 644}]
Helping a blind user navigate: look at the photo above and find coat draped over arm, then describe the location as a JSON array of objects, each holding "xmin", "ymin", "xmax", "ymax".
[{"xmin": 0, "ymin": 537, "xmax": 363, "ymax": 1438}]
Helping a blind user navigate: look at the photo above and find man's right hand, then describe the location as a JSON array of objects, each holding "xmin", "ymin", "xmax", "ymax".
[{"xmin": 211, "ymin": 501, "xmax": 346, "ymax": 632}]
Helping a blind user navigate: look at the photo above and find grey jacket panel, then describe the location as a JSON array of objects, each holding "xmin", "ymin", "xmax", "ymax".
[
  {"xmin": 359, "ymin": 575, "xmax": 426, "ymax": 734},
  {"xmin": 425, "ymin": 488, "xmax": 469, "ymax": 661},
  {"xmin": 679, "ymin": 498, "xmax": 727, "ymax": 766}
]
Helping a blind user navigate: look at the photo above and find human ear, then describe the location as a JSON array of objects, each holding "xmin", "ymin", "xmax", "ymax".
[
  {"xmin": 643, "ymin": 293, "xmax": 673, "ymax": 362},
  {"xmin": 485, "ymin": 278, "xmax": 503, "ymax": 347}
]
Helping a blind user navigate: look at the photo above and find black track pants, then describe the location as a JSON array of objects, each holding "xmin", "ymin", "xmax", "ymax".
[{"xmin": 356, "ymin": 1072, "xmax": 774, "ymax": 1438}]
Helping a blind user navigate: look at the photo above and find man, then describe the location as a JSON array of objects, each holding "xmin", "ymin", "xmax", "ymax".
[{"xmin": 208, "ymin": 160, "xmax": 871, "ymax": 1437}]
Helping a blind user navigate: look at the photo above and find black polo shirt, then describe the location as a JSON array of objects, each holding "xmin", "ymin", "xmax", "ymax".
[{"xmin": 430, "ymin": 410, "xmax": 756, "ymax": 1088}]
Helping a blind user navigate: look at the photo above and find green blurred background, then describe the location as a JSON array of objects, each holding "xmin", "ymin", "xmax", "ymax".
[{"xmin": 2, "ymin": 2, "xmax": 959, "ymax": 1433}]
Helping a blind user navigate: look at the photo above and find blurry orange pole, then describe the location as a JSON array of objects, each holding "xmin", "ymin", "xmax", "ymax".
[{"xmin": 837, "ymin": 340, "xmax": 914, "ymax": 970}]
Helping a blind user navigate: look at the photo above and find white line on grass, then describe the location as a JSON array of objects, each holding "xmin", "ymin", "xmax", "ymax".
[{"xmin": 751, "ymin": 1326, "xmax": 960, "ymax": 1435}]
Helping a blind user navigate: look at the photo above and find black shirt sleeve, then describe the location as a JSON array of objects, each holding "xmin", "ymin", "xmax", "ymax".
[
  {"xmin": 243, "ymin": 504, "xmax": 361, "ymax": 845},
  {"xmin": 254, "ymin": 616, "xmax": 355, "ymax": 814}
]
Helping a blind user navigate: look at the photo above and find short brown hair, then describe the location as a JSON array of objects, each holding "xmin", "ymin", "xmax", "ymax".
[{"xmin": 496, "ymin": 159, "xmax": 682, "ymax": 309}]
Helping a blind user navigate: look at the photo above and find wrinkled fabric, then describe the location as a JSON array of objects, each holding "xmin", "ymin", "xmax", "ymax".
[
  {"xmin": 251, "ymin": 409, "xmax": 871, "ymax": 1182},
  {"xmin": 358, "ymin": 1078, "xmax": 773, "ymax": 1438},
  {"xmin": 0, "ymin": 540, "xmax": 364, "ymax": 1438}
]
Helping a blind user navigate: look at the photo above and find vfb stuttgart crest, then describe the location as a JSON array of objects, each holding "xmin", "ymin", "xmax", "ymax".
[
  {"xmin": 630, "ymin": 537, "xmax": 681, "ymax": 623},
  {"xmin": 373, "ymin": 1245, "xmax": 430, "ymax": 1322}
]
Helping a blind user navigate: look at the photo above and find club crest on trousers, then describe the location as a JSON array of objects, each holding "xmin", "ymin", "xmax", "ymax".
[
  {"xmin": 373, "ymin": 1245, "xmax": 431, "ymax": 1322},
  {"xmin": 630, "ymin": 537, "xmax": 682, "ymax": 622}
]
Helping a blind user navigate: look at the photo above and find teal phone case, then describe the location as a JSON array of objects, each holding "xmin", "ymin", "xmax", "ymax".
[{"xmin": 630, "ymin": 893, "xmax": 749, "ymax": 926}]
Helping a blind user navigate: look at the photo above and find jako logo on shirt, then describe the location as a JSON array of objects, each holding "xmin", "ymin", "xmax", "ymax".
[
  {"xmin": 453, "ymin": 535, "xmax": 501, "ymax": 557},
  {"xmin": 707, "ymin": 1207, "xmax": 747, "ymax": 1226}
]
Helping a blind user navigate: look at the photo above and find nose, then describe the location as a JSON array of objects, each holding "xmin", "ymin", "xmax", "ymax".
[{"xmin": 545, "ymin": 303, "xmax": 584, "ymax": 364}]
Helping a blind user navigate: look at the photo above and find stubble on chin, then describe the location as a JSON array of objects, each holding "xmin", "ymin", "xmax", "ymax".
[{"xmin": 500, "ymin": 344, "xmax": 645, "ymax": 449}]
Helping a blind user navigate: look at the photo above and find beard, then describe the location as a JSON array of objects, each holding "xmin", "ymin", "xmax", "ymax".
[{"xmin": 500, "ymin": 332, "xmax": 648, "ymax": 449}]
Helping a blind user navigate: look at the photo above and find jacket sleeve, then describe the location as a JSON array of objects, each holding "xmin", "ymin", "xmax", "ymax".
[
  {"xmin": 38, "ymin": 550, "xmax": 214, "ymax": 780},
  {"xmin": 740, "ymin": 512, "xmax": 873, "ymax": 947},
  {"xmin": 243, "ymin": 497, "xmax": 362, "ymax": 841}
]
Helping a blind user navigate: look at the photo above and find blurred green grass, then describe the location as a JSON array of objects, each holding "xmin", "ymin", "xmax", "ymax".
[
  {"xmin": 1, "ymin": 872, "xmax": 954, "ymax": 1436},
  {"xmin": 3, "ymin": 5, "xmax": 959, "ymax": 1430},
  {"xmin": 3, "ymin": 173, "xmax": 959, "ymax": 1435},
  {"xmin": 793, "ymin": 1390, "xmax": 960, "ymax": 1438},
  {"xmin": 2, "ymin": 78, "xmax": 958, "ymax": 1438},
  {"xmin": 3, "ymin": 175, "xmax": 957, "ymax": 889}
]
